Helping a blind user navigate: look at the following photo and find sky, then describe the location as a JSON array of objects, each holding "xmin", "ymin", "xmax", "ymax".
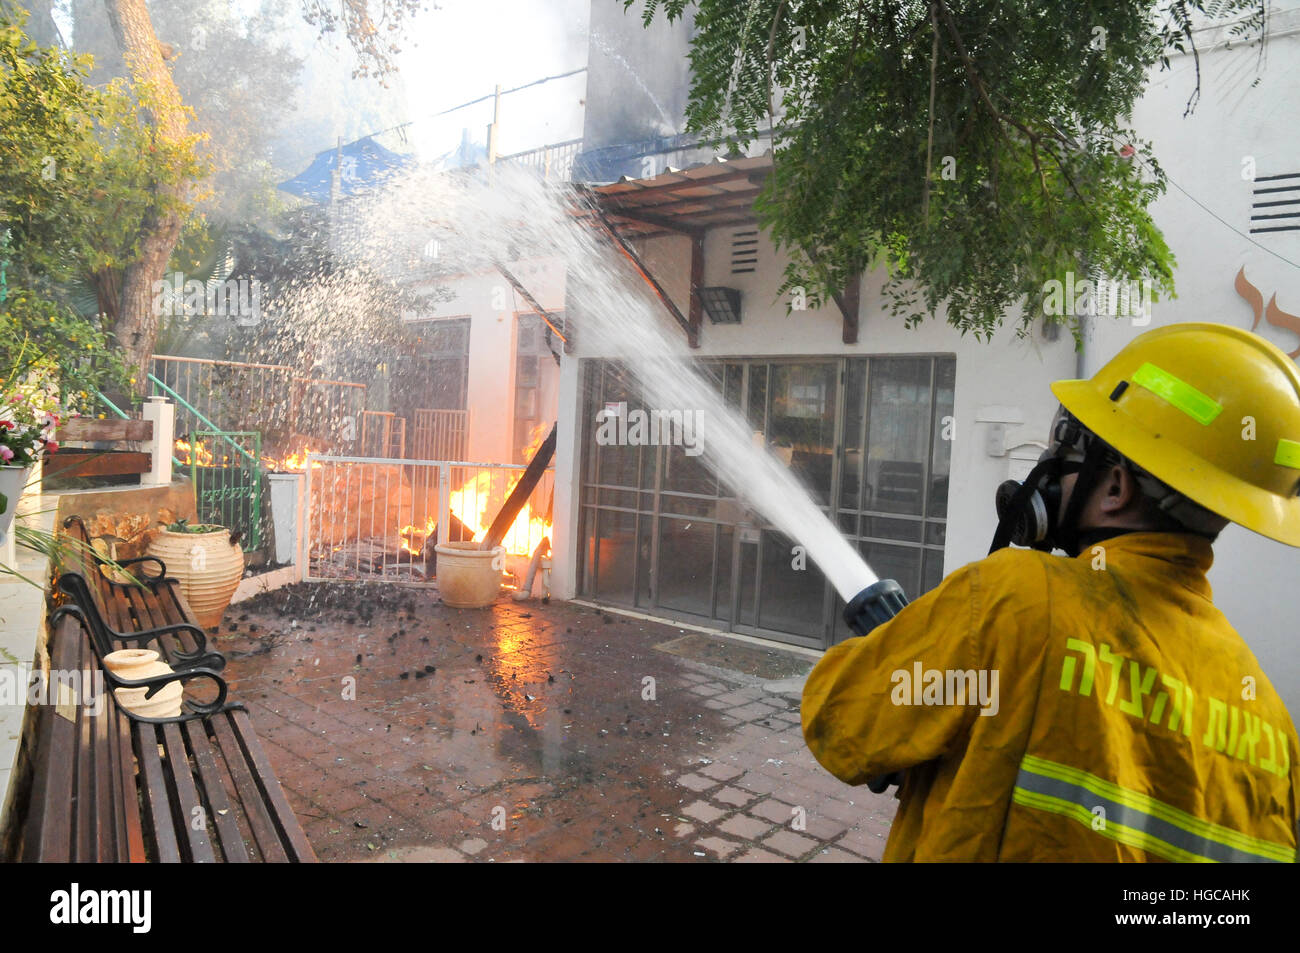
[{"xmin": 391, "ymin": 0, "xmax": 591, "ymax": 162}]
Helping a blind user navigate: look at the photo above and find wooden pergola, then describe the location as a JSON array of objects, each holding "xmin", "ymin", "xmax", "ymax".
[{"xmin": 573, "ymin": 153, "xmax": 861, "ymax": 346}]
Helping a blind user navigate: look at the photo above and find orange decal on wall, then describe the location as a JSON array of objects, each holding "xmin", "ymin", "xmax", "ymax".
[{"xmin": 1235, "ymin": 266, "xmax": 1300, "ymax": 358}]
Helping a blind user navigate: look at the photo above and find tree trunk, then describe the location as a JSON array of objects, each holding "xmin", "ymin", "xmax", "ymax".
[{"xmin": 103, "ymin": 0, "xmax": 190, "ymax": 396}]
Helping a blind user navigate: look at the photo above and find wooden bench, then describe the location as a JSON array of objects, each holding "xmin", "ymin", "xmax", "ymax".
[
  {"xmin": 55, "ymin": 515, "xmax": 225, "ymax": 671},
  {"xmin": 44, "ymin": 417, "xmax": 155, "ymax": 482},
  {"xmin": 20, "ymin": 610, "xmax": 315, "ymax": 862}
]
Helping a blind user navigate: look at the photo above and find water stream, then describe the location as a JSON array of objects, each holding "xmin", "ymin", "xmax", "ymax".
[{"xmin": 351, "ymin": 166, "xmax": 879, "ymax": 602}]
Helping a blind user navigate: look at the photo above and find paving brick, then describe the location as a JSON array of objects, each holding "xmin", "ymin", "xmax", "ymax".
[
  {"xmin": 694, "ymin": 836, "xmax": 741, "ymax": 858},
  {"xmin": 808, "ymin": 847, "xmax": 863, "ymax": 863},
  {"xmin": 681, "ymin": 800, "xmax": 727, "ymax": 824},
  {"xmin": 719, "ymin": 813, "xmax": 775, "ymax": 840},
  {"xmin": 763, "ymin": 829, "xmax": 820, "ymax": 859},
  {"xmin": 698, "ymin": 760, "xmax": 744, "ymax": 782},
  {"xmin": 713, "ymin": 785, "xmax": 755, "ymax": 807},
  {"xmin": 730, "ymin": 702, "xmax": 781, "ymax": 721},
  {"xmin": 734, "ymin": 771, "xmax": 781, "ymax": 795},
  {"xmin": 733, "ymin": 848, "xmax": 788, "ymax": 863},
  {"xmin": 749, "ymin": 798, "xmax": 799, "ymax": 825},
  {"xmin": 675, "ymin": 772, "xmax": 717, "ymax": 793}
]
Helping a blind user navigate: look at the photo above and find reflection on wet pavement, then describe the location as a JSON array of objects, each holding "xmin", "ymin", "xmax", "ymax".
[{"xmin": 220, "ymin": 583, "xmax": 897, "ymax": 862}]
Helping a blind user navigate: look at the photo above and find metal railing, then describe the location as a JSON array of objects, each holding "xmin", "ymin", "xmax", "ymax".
[
  {"xmin": 189, "ymin": 429, "xmax": 265, "ymax": 551},
  {"xmin": 411, "ymin": 409, "xmax": 468, "ymax": 461},
  {"xmin": 302, "ymin": 454, "xmax": 554, "ymax": 586},
  {"xmin": 359, "ymin": 411, "xmax": 406, "ymax": 459},
  {"xmin": 150, "ymin": 354, "xmax": 367, "ymax": 450},
  {"xmin": 498, "ymin": 138, "xmax": 582, "ymax": 183}
]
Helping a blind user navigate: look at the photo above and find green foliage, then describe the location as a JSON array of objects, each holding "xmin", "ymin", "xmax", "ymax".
[
  {"xmin": 633, "ymin": 0, "xmax": 1266, "ymax": 338},
  {"xmin": 0, "ymin": 10, "xmax": 207, "ymax": 402},
  {"xmin": 0, "ymin": 293, "xmax": 126, "ymax": 410},
  {"xmin": 163, "ymin": 517, "xmax": 224, "ymax": 533}
]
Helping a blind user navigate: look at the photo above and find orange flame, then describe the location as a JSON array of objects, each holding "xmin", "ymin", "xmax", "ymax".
[
  {"xmin": 260, "ymin": 443, "xmax": 324, "ymax": 472},
  {"xmin": 174, "ymin": 438, "xmax": 214, "ymax": 467}
]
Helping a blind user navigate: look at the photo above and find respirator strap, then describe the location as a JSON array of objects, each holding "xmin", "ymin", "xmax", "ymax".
[{"xmin": 1056, "ymin": 439, "xmax": 1109, "ymax": 557}]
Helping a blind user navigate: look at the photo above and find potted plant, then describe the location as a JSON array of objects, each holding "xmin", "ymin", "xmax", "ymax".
[{"xmin": 145, "ymin": 518, "xmax": 245, "ymax": 630}]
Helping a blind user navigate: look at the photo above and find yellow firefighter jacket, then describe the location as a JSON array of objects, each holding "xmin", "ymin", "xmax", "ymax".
[{"xmin": 802, "ymin": 533, "xmax": 1299, "ymax": 862}]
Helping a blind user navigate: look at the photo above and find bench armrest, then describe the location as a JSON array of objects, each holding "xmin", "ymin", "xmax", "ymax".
[
  {"xmin": 54, "ymin": 574, "xmax": 226, "ymax": 672},
  {"xmin": 117, "ymin": 555, "xmax": 168, "ymax": 579},
  {"xmin": 107, "ymin": 666, "xmax": 235, "ymax": 721}
]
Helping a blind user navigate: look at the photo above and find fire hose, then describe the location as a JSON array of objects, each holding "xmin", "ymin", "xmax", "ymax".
[{"xmin": 841, "ymin": 578, "xmax": 910, "ymax": 793}]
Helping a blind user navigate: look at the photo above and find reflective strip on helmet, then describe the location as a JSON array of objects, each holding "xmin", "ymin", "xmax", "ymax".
[
  {"xmin": 1130, "ymin": 362, "xmax": 1223, "ymax": 425},
  {"xmin": 1277, "ymin": 438, "xmax": 1300, "ymax": 470},
  {"xmin": 1014, "ymin": 754, "xmax": 1295, "ymax": 863}
]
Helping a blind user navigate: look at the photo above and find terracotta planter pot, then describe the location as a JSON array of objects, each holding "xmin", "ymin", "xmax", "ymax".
[
  {"xmin": 434, "ymin": 541, "xmax": 504, "ymax": 608},
  {"xmin": 146, "ymin": 527, "xmax": 244, "ymax": 630},
  {"xmin": 103, "ymin": 648, "xmax": 183, "ymax": 719}
]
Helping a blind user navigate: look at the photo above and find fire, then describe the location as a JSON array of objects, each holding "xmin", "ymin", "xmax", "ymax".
[
  {"xmin": 260, "ymin": 443, "xmax": 324, "ymax": 472},
  {"xmin": 520, "ymin": 421, "xmax": 548, "ymax": 461},
  {"xmin": 400, "ymin": 516, "xmax": 437, "ymax": 556},
  {"xmin": 174, "ymin": 438, "xmax": 214, "ymax": 467},
  {"xmin": 397, "ymin": 423, "xmax": 554, "ymax": 560},
  {"xmin": 281, "ymin": 445, "xmax": 323, "ymax": 471}
]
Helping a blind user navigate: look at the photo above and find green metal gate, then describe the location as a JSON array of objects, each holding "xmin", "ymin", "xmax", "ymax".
[{"xmin": 189, "ymin": 430, "xmax": 264, "ymax": 551}]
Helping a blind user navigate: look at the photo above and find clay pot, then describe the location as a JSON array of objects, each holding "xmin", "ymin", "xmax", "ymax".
[
  {"xmin": 103, "ymin": 648, "xmax": 184, "ymax": 719},
  {"xmin": 146, "ymin": 527, "xmax": 244, "ymax": 630},
  {"xmin": 434, "ymin": 541, "xmax": 505, "ymax": 608}
]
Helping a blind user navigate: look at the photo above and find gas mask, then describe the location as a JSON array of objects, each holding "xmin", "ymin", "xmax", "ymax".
[{"xmin": 989, "ymin": 408, "xmax": 1111, "ymax": 557}]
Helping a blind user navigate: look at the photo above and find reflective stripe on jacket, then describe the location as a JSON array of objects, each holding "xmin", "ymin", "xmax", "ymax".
[{"xmin": 801, "ymin": 533, "xmax": 1299, "ymax": 862}]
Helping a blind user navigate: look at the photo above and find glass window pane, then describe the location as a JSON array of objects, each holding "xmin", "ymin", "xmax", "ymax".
[
  {"xmin": 929, "ymin": 359, "xmax": 956, "ymax": 518},
  {"xmin": 656, "ymin": 518, "xmax": 715, "ymax": 617},
  {"xmin": 866, "ymin": 358, "xmax": 932, "ymax": 516},
  {"xmin": 756, "ymin": 529, "xmax": 826, "ymax": 638},
  {"xmin": 921, "ymin": 548, "xmax": 945, "ymax": 595},
  {"xmin": 747, "ymin": 364, "xmax": 768, "ymax": 434},
  {"xmin": 591, "ymin": 509, "xmax": 637, "ymax": 604},
  {"xmin": 858, "ymin": 540, "xmax": 922, "ymax": 596},
  {"xmin": 715, "ymin": 526, "xmax": 734, "ymax": 620},
  {"xmin": 769, "ymin": 363, "xmax": 837, "ymax": 505},
  {"xmin": 841, "ymin": 359, "xmax": 866, "ymax": 512}
]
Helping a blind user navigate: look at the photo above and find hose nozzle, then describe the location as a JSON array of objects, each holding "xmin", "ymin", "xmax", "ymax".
[{"xmin": 842, "ymin": 578, "xmax": 909, "ymax": 637}]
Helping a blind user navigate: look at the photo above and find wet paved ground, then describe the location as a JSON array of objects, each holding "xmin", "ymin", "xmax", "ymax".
[{"xmin": 220, "ymin": 583, "xmax": 898, "ymax": 862}]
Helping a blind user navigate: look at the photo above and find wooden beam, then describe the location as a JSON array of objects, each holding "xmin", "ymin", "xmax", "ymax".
[
  {"xmin": 601, "ymin": 206, "xmax": 704, "ymax": 237},
  {"xmin": 687, "ymin": 233, "xmax": 704, "ymax": 348},
  {"xmin": 601, "ymin": 166, "xmax": 766, "ymax": 200},
  {"xmin": 606, "ymin": 189, "xmax": 762, "ymax": 220},
  {"xmin": 44, "ymin": 451, "xmax": 152, "ymax": 479},
  {"xmin": 56, "ymin": 418, "xmax": 153, "ymax": 443},
  {"xmin": 840, "ymin": 274, "xmax": 861, "ymax": 345},
  {"xmin": 593, "ymin": 208, "xmax": 696, "ymax": 343},
  {"xmin": 495, "ymin": 263, "xmax": 568, "ymax": 345},
  {"xmin": 479, "ymin": 424, "xmax": 557, "ymax": 552}
]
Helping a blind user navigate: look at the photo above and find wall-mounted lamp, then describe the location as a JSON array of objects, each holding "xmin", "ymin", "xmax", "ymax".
[{"xmin": 699, "ymin": 286, "xmax": 742, "ymax": 324}]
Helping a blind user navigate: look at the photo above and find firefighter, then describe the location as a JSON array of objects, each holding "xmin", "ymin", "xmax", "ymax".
[{"xmin": 802, "ymin": 323, "xmax": 1300, "ymax": 861}]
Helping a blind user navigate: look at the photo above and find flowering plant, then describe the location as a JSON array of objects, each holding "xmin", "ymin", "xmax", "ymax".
[{"xmin": 1, "ymin": 355, "xmax": 62, "ymax": 471}]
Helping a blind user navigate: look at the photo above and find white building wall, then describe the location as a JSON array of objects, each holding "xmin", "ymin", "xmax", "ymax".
[
  {"xmin": 1087, "ymin": 7, "xmax": 1300, "ymax": 713},
  {"xmin": 410, "ymin": 257, "xmax": 566, "ymax": 463}
]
